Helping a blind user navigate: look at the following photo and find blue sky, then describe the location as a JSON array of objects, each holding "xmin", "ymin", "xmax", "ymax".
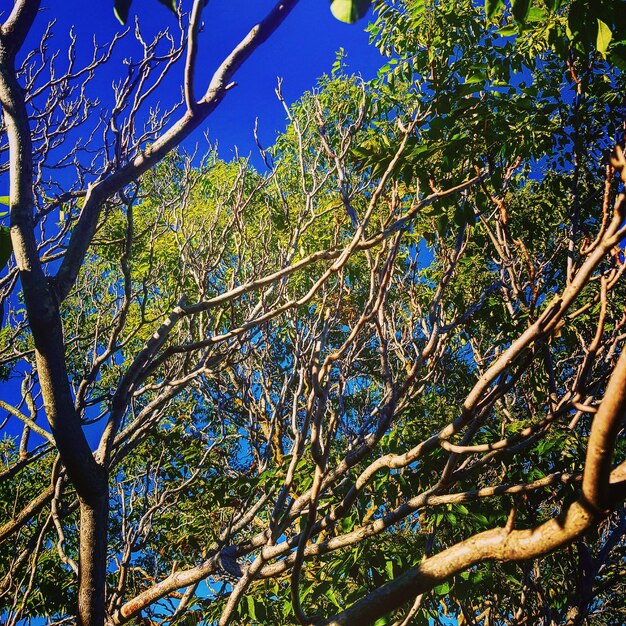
[{"xmin": 35, "ymin": 0, "xmax": 385, "ymax": 161}]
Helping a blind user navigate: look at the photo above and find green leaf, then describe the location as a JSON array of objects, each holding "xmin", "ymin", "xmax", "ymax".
[
  {"xmin": 527, "ymin": 6, "xmax": 546, "ymax": 22},
  {"xmin": 330, "ymin": 0, "xmax": 371, "ymax": 24},
  {"xmin": 465, "ymin": 72, "xmax": 487, "ymax": 84},
  {"xmin": 485, "ymin": 0, "xmax": 504, "ymax": 21},
  {"xmin": 0, "ymin": 196, "xmax": 9, "ymax": 206},
  {"xmin": 245, "ymin": 595, "xmax": 257, "ymax": 621},
  {"xmin": 610, "ymin": 48, "xmax": 626, "ymax": 71},
  {"xmin": 512, "ymin": 0, "xmax": 531, "ymax": 25},
  {"xmin": 597, "ymin": 20, "xmax": 613, "ymax": 55},
  {"xmin": 0, "ymin": 226, "xmax": 12, "ymax": 270},
  {"xmin": 325, "ymin": 587, "xmax": 342, "ymax": 608},
  {"xmin": 544, "ymin": 0, "xmax": 563, "ymax": 12},
  {"xmin": 156, "ymin": 0, "xmax": 177, "ymax": 14},
  {"xmin": 114, "ymin": 0, "xmax": 132, "ymax": 24},
  {"xmin": 341, "ymin": 513, "xmax": 357, "ymax": 533},
  {"xmin": 434, "ymin": 581, "xmax": 451, "ymax": 595},
  {"xmin": 498, "ymin": 25, "xmax": 518, "ymax": 36}
]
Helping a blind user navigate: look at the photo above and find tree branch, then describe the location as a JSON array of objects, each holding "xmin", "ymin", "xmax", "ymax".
[{"xmin": 54, "ymin": 0, "xmax": 299, "ymax": 302}]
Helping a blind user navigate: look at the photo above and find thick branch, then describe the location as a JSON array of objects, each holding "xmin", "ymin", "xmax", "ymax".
[
  {"xmin": 0, "ymin": 29, "xmax": 104, "ymax": 502},
  {"xmin": 0, "ymin": 0, "xmax": 41, "ymax": 59},
  {"xmin": 583, "ymin": 350, "xmax": 626, "ymax": 511},
  {"xmin": 317, "ymin": 349, "xmax": 626, "ymax": 626}
]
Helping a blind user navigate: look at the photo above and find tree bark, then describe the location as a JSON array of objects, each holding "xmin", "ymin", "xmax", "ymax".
[
  {"xmin": 1, "ymin": 9, "xmax": 111, "ymax": 625},
  {"xmin": 79, "ymin": 489, "xmax": 109, "ymax": 626}
]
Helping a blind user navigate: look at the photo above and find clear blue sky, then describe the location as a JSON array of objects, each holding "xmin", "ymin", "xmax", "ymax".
[{"xmin": 34, "ymin": 0, "xmax": 385, "ymax": 161}]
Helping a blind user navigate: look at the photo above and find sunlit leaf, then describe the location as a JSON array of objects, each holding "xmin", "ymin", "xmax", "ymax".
[
  {"xmin": 597, "ymin": 19, "xmax": 613, "ymax": 55},
  {"xmin": 435, "ymin": 581, "xmax": 451, "ymax": 595},
  {"xmin": 330, "ymin": 0, "xmax": 371, "ymax": 24},
  {"xmin": 498, "ymin": 24, "xmax": 518, "ymax": 36}
]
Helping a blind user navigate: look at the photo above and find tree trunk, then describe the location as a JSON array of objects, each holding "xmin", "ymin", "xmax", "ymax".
[{"xmin": 78, "ymin": 489, "xmax": 109, "ymax": 626}]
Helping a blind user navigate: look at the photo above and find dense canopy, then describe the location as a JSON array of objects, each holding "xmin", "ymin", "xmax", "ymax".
[{"xmin": 0, "ymin": 1, "xmax": 626, "ymax": 625}]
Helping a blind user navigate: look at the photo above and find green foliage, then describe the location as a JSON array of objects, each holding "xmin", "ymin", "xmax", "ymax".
[
  {"xmin": 511, "ymin": 0, "xmax": 531, "ymax": 25},
  {"xmin": 368, "ymin": 1, "xmax": 626, "ymax": 65},
  {"xmin": 330, "ymin": 0, "xmax": 372, "ymax": 23},
  {"xmin": 0, "ymin": 227, "xmax": 11, "ymax": 272},
  {"xmin": 114, "ymin": 0, "xmax": 177, "ymax": 25},
  {"xmin": 0, "ymin": 198, "xmax": 10, "ymax": 273}
]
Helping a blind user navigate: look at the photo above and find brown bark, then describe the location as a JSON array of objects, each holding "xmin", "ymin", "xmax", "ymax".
[
  {"xmin": 317, "ymin": 350, "xmax": 626, "ymax": 625},
  {"xmin": 78, "ymin": 493, "xmax": 109, "ymax": 626}
]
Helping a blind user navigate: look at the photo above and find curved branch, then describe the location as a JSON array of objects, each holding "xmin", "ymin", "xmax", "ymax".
[
  {"xmin": 184, "ymin": 0, "xmax": 204, "ymax": 112},
  {"xmin": 317, "ymin": 350, "xmax": 626, "ymax": 626},
  {"xmin": 583, "ymin": 350, "xmax": 626, "ymax": 511},
  {"xmin": 0, "ymin": 0, "xmax": 41, "ymax": 58}
]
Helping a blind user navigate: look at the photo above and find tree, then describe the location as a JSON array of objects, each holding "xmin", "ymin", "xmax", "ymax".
[{"xmin": 1, "ymin": 1, "xmax": 626, "ymax": 625}]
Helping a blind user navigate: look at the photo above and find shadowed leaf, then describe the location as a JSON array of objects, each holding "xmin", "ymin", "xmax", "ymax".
[
  {"xmin": 114, "ymin": 0, "xmax": 132, "ymax": 24},
  {"xmin": 0, "ymin": 226, "xmax": 12, "ymax": 270}
]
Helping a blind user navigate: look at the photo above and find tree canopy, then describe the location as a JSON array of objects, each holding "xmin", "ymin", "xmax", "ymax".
[{"xmin": 1, "ymin": 1, "xmax": 626, "ymax": 625}]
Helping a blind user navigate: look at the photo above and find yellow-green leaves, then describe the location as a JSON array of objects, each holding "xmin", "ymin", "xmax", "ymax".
[
  {"xmin": 485, "ymin": 0, "xmax": 504, "ymax": 21},
  {"xmin": 330, "ymin": 0, "xmax": 371, "ymax": 24},
  {"xmin": 565, "ymin": 1, "xmax": 624, "ymax": 64},
  {"xmin": 596, "ymin": 19, "xmax": 613, "ymax": 56}
]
